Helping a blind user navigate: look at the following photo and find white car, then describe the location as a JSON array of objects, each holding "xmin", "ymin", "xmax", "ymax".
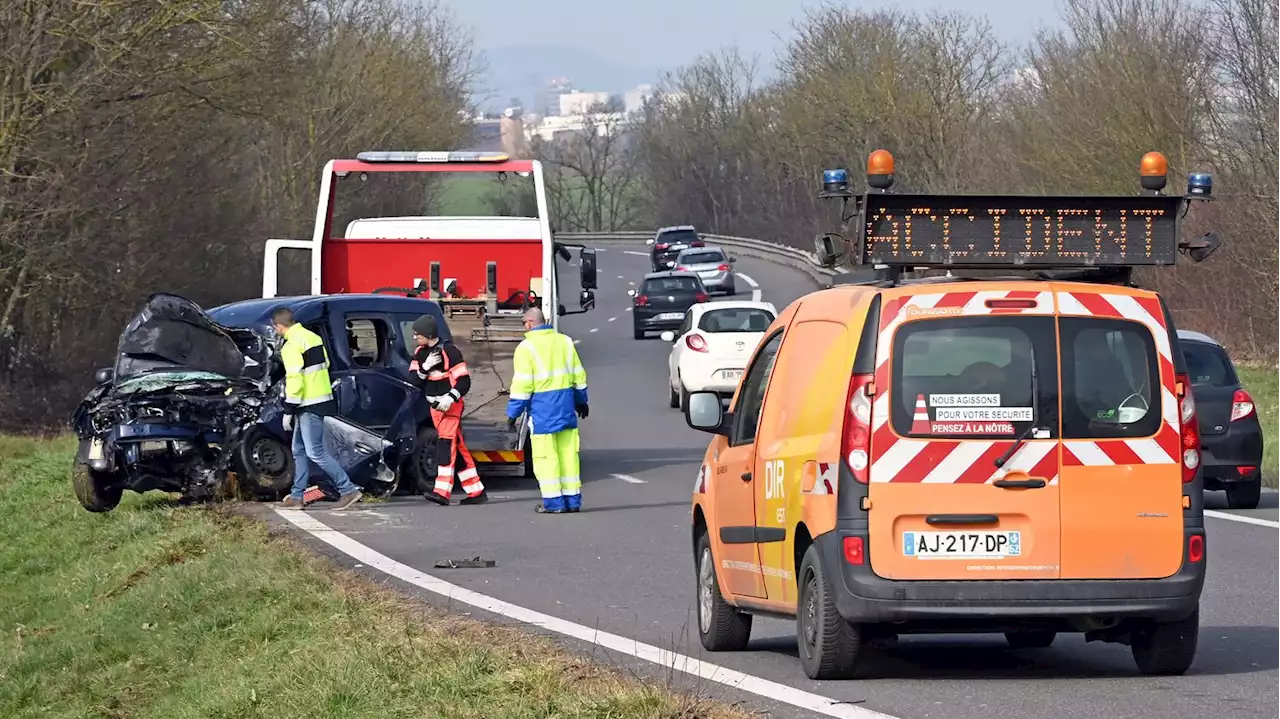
[{"xmin": 660, "ymin": 300, "xmax": 778, "ymax": 410}]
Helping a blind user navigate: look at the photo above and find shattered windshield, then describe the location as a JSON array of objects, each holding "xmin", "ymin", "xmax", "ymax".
[{"xmin": 113, "ymin": 371, "xmax": 232, "ymax": 395}]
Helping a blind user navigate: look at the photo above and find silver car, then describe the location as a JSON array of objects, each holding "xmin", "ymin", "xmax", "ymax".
[{"xmin": 674, "ymin": 246, "xmax": 736, "ymax": 295}]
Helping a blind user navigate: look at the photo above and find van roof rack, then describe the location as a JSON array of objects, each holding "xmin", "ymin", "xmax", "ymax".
[{"xmin": 815, "ymin": 150, "xmax": 1221, "ymax": 288}]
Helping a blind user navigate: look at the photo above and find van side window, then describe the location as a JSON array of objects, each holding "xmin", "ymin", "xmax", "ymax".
[
  {"xmin": 891, "ymin": 317, "xmax": 1058, "ymax": 439},
  {"xmin": 730, "ymin": 330, "xmax": 784, "ymax": 446},
  {"xmin": 346, "ymin": 318, "xmax": 388, "ymax": 368},
  {"xmin": 1060, "ymin": 318, "xmax": 1161, "ymax": 438}
]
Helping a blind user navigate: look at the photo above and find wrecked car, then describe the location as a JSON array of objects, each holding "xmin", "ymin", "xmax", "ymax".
[{"xmin": 70, "ymin": 294, "xmax": 282, "ymax": 512}]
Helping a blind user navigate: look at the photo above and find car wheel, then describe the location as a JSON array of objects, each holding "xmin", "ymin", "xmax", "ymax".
[
  {"xmin": 633, "ymin": 326, "xmax": 645, "ymax": 340},
  {"xmin": 725, "ymin": 282, "xmax": 736, "ymax": 295},
  {"xmin": 695, "ymin": 533, "xmax": 752, "ymax": 651},
  {"xmin": 1225, "ymin": 474, "xmax": 1261, "ymax": 510},
  {"xmin": 71, "ymin": 462, "xmax": 124, "ymax": 513},
  {"xmin": 235, "ymin": 428, "xmax": 293, "ymax": 500},
  {"xmin": 1132, "ymin": 607, "xmax": 1198, "ymax": 676},
  {"xmin": 1005, "ymin": 631, "xmax": 1056, "ymax": 649},
  {"xmin": 410, "ymin": 425, "xmax": 441, "ymax": 495},
  {"xmin": 669, "ymin": 382, "xmax": 680, "ymax": 408},
  {"xmin": 680, "ymin": 383, "xmax": 691, "ymax": 413},
  {"xmin": 797, "ymin": 544, "xmax": 861, "ymax": 680}
]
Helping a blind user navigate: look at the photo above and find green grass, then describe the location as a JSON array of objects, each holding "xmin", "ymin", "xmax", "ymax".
[
  {"xmin": 1236, "ymin": 365, "xmax": 1278, "ymax": 488},
  {"xmin": 0, "ymin": 435, "xmax": 743, "ymax": 719}
]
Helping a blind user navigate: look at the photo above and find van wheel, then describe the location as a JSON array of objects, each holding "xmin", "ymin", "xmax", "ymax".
[
  {"xmin": 1225, "ymin": 476, "xmax": 1261, "ymax": 510},
  {"xmin": 410, "ymin": 426, "xmax": 441, "ymax": 495},
  {"xmin": 71, "ymin": 463, "xmax": 124, "ymax": 513},
  {"xmin": 236, "ymin": 428, "xmax": 293, "ymax": 500},
  {"xmin": 797, "ymin": 544, "xmax": 861, "ymax": 679},
  {"xmin": 1005, "ymin": 631, "xmax": 1056, "ymax": 649},
  {"xmin": 695, "ymin": 533, "xmax": 752, "ymax": 651},
  {"xmin": 1132, "ymin": 608, "xmax": 1199, "ymax": 676}
]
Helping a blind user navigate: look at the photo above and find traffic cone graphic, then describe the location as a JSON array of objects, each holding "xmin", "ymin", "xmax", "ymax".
[{"xmin": 910, "ymin": 394, "xmax": 931, "ymax": 434}]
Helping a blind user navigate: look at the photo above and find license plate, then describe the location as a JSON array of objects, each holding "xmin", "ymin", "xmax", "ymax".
[
  {"xmin": 720, "ymin": 369, "xmax": 742, "ymax": 380},
  {"xmin": 87, "ymin": 438, "xmax": 104, "ymax": 461},
  {"xmin": 656, "ymin": 312, "xmax": 683, "ymax": 320},
  {"xmin": 903, "ymin": 531, "xmax": 1021, "ymax": 559}
]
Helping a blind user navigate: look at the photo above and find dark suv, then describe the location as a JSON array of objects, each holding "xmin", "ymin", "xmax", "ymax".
[
  {"xmin": 648, "ymin": 225, "xmax": 704, "ymax": 271},
  {"xmin": 629, "ymin": 271, "xmax": 708, "ymax": 339},
  {"xmin": 1178, "ymin": 329, "xmax": 1265, "ymax": 509}
]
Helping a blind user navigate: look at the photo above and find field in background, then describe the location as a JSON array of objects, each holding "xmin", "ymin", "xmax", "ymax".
[
  {"xmin": 0, "ymin": 435, "xmax": 743, "ymax": 719},
  {"xmin": 1237, "ymin": 366, "xmax": 1278, "ymax": 488}
]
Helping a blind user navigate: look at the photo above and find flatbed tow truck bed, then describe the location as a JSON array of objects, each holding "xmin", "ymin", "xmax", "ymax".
[{"xmin": 443, "ymin": 306, "xmax": 530, "ymax": 476}]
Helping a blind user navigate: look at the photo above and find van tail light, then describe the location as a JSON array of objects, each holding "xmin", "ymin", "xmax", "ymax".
[
  {"xmin": 1187, "ymin": 534, "xmax": 1204, "ymax": 563},
  {"xmin": 842, "ymin": 536, "xmax": 865, "ymax": 565},
  {"xmin": 694, "ymin": 291, "xmax": 709, "ymax": 302},
  {"xmin": 635, "ymin": 294, "xmax": 649, "ymax": 306},
  {"xmin": 717, "ymin": 263, "xmax": 731, "ymax": 271},
  {"xmin": 685, "ymin": 333, "xmax": 708, "ymax": 352},
  {"xmin": 842, "ymin": 373, "xmax": 874, "ymax": 484},
  {"xmin": 1177, "ymin": 372, "xmax": 1199, "ymax": 483},
  {"xmin": 1230, "ymin": 388, "xmax": 1255, "ymax": 421}
]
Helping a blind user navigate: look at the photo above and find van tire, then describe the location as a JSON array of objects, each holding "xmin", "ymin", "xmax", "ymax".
[
  {"xmin": 695, "ymin": 533, "xmax": 752, "ymax": 651},
  {"xmin": 1005, "ymin": 631, "xmax": 1056, "ymax": 649},
  {"xmin": 1225, "ymin": 476, "xmax": 1261, "ymax": 510},
  {"xmin": 1132, "ymin": 608, "xmax": 1199, "ymax": 676},
  {"xmin": 72, "ymin": 463, "xmax": 124, "ymax": 513},
  {"xmin": 797, "ymin": 544, "xmax": 861, "ymax": 680}
]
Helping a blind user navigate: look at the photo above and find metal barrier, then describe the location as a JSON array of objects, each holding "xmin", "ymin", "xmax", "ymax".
[{"xmin": 554, "ymin": 231, "xmax": 839, "ymax": 287}]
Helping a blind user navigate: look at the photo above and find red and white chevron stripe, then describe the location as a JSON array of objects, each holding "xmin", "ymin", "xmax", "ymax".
[{"xmin": 808, "ymin": 462, "xmax": 838, "ymax": 494}]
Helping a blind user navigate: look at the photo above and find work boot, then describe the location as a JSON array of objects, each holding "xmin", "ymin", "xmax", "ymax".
[
  {"xmin": 460, "ymin": 491, "xmax": 489, "ymax": 505},
  {"xmin": 279, "ymin": 496, "xmax": 305, "ymax": 511},
  {"xmin": 424, "ymin": 491, "xmax": 450, "ymax": 506},
  {"xmin": 534, "ymin": 503, "xmax": 564, "ymax": 514},
  {"xmin": 331, "ymin": 490, "xmax": 363, "ymax": 511}
]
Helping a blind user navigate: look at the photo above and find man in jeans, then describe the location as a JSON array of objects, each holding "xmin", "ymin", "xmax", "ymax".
[{"xmin": 272, "ymin": 307, "xmax": 363, "ymax": 510}]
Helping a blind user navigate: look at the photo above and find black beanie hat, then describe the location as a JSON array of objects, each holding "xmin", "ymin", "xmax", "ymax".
[{"xmin": 412, "ymin": 314, "xmax": 439, "ymax": 338}]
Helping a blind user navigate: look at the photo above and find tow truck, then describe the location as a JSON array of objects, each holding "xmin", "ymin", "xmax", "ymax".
[{"xmin": 261, "ymin": 151, "xmax": 599, "ymax": 477}]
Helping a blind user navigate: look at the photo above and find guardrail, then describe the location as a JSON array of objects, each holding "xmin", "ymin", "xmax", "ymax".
[{"xmin": 554, "ymin": 231, "xmax": 840, "ymax": 287}]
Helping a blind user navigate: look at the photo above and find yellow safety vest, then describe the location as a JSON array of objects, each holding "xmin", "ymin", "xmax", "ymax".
[{"xmin": 281, "ymin": 323, "xmax": 336, "ymax": 414}]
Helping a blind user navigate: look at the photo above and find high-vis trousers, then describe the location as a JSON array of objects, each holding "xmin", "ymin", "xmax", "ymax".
[
  {"xmin": 430, "ymin": 403, "xmax": 484, "ymax": 499},
  {"xmin": 531, "ymin": 428, "xmax": 581, "ymax": 512}
]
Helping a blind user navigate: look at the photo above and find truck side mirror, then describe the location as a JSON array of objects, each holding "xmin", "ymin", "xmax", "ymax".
[
  {"xmin": 814, "ymin": 233, "xmax": 840, "ymax": 267},
  {"xmin": 1182, "ymin": 230, "xmax": 1223, "ymax": 263},
  {"xmin": 646, "ymin": 238, "xmax": 656, "ymax": 246},
  {"xmin": 580, "ymin": 248, "xmax": 598, "ymax": 289},
  {"xmin": 579, "ymin": 289, "xmax": 595, "ymax": 311}
]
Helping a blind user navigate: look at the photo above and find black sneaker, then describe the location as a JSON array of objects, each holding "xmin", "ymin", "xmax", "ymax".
[
  {"xmin": 424, "ymin": 492, "xmax": 450, "ymax": 506},
  {"xmin": 460, "ymin": 491, "xmax": 489, "ymax": 505}
]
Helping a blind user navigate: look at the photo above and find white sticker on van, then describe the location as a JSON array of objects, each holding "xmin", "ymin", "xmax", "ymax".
[
  {"xmin": 935, "ymin": 407, "xmax": 1033, "ymax": 422},
  {"xmin": 929, "ymin": 393, "xmax": 1001, "ymax": 407}
]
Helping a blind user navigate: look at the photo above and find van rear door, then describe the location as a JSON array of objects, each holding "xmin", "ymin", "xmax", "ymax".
[
  {"xmin": 867, "ymin": 290, "xmax": 1062, "ymax": 580},
  {"xmin": 1054, "ymin": 290, "xmax": 1185, "ymax": 579}
]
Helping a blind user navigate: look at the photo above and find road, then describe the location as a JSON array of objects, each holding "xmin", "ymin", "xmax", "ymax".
[{"xmin": 271, "ymin": 245, "xmax": 1279, "ymax": 719}]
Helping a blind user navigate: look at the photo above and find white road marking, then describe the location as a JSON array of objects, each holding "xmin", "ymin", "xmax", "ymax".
[
  {"xmin": 612, "ymin": 473, "xmax": 646, "ymax": 484},
  {"xmin": 594, "ymin": 248, "xmax": 607, "ymax": 251},
  {"xmin": 274, "ymin": 511, "xmax": 898, "ymax": 719},
  {"xmin": 617, "ymin": 275, "xmax": 625, "ymax": 279},
  {"xmin": 1205, "ymin": 510, "xmax": 1280, "ymax": 528},
  {"xmin": 573, "ymin": 339, "xmax": 581, "ymax": 344},
  {"xmin": 589, "ymin": 327, "xmax": 599, "ymax": 333},
  {"xmin": 628, "ymin": 281, "xmax": 636, "ymax": 286},
  {"xmin": 625, "ymin": 307, "xmax": 632, "ymax": 312},
  {"xmin": 624, "ymin": 250, "xmax": 649, "ymax": 257},
  {"xmin": 608, "ymin": 316, "xmax": 617, "ymax": 322},
  {"xmin": 737, "ymin": 273, "xmax": 762, "ymax": 302}
]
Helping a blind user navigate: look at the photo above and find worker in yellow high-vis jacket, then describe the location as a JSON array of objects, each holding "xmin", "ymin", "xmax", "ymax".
[{"xmin": 506, "ymin": 307, "xmax": 588, "ymax": 514}]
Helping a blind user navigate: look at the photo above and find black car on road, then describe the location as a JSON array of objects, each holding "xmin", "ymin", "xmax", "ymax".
[
  {"xmin": 647, "ymin": 225, "xmax": 704, "ymax": 271},
  {"xmin": 1178, "ymin": 329, "xmax": 1265, "ymax": 509},
  {"xmin": 630, "ymin": 271, "xmax": 708, "ymax": 339}
]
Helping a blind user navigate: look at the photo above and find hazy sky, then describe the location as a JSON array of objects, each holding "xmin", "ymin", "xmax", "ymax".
[{"xmin": 448, "ymin": 0, "xmax": 1064, "ymax": 72}]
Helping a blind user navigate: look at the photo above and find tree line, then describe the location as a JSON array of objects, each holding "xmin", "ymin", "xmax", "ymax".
[
  {"xmin": 546, "ymin": 0, "xmax": 1276, "ymax": 363},
  {"xmin": 0, "ymin": 0, "xmax": 475, "ymax": 430}
]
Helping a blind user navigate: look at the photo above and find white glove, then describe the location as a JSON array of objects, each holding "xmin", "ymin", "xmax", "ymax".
[
  {"xmin": 282, "ymin": 414, "xmax": 294, "ymax": 432},
  {"xmin": 433, "ymin": 394, "xmax": 455, "ymax": 412},
  {"xmin": 421, "ymin": 350, "xmax": 443, "ymax": 371}
]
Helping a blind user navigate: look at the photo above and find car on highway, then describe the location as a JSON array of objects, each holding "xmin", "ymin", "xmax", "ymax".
[
  {"xmin": 629, "ymin": 271, "xmax": 708, "ymax": 339},
  {"xmin": 1178, "ymin": 329, "xmax": 1265, "ymax": 509},
  {"xmin": 673, "ymin": 245, "xmax": 737, "ymax": 296},
  {"xmin": 660, "ymin": 301, "xmax": 776, "ymax": 410},
  {"xmin": 647, "ymin": 225, "xmax": 704, "ymax": 271}
]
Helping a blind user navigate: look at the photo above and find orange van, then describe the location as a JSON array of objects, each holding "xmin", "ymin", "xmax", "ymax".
[{"xmin": 686, "ymin": 151, "xmax": 1218, "ymax": 679}]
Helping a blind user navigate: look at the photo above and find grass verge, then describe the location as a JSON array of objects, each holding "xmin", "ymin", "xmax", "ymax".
[
  {"xmin": 1236, "ymin": 365, "xmax": 1278, "ymax": 488},
  {"xmin": 0, "ymin": 435, "xmax": 745, "ymax": 719}
]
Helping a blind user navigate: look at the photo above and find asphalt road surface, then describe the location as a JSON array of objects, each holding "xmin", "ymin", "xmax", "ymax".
[{"xmin": 272, "ymin": 245, "xmax": 1279, "ymax": 719}]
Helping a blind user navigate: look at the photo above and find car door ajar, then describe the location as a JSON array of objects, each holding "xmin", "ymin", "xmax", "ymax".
[
  {"xmin": 330, "ymin": 312, "xmax": 411, "ymax": 432},
  {"xmin": 711, "ymin": 330, "xmax": 784, "ymax": 599}
]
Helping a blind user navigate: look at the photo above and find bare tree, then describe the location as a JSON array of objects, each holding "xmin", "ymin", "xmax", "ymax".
[{"xmin": 533, "ymin": 107, "xmax": 643, "ymax": 232}]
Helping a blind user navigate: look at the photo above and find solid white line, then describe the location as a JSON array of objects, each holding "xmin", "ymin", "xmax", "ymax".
[
  {"xmin": 274, "ymin": 511, "xmax": 897, "ymax": 719},
  {"xmin": 624, "ymin": 250, "xmax": 649, "ymax": 257},
  {"xmin": 611, "ymin": 473, "xmax": 646, "ymax": 484},
  {"xmin": 1205, "ymin": 510, "xmax": 1280, "ymax": 528},
  {"xmin": 608, "ymin": 316, "xmax": 617, "ymax": 322},
  {"xmin": 737, "ymin": 273, "xmax": 762, "ymax": 302}
]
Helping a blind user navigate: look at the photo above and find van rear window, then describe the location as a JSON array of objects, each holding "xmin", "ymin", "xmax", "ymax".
[
  {"xmin": 1059, "ymin": 318, "xmax": 1161, "ymax": 439},
  {"xmin": 891, "ymin": 317, "xmax": 1058, "ymax": 439}
]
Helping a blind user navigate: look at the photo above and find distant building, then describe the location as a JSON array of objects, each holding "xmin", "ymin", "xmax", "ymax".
[
  {"xmin": 559, "ymin": 91, "xmax": 610, "ymax": 116},
  {"xmin": 470, "ymin": 118, "xmax": 503, "ymax": 152},
  {"xmin": 624, "ymin": 84, "xmax": 655, "ymax": 114},
  {"xmin": 525, "ymin": 113, "xmax": 631, "ymax": 144},
  {"xmin": 536, "ymin": 76, "xmax": 574, "ymax": 117}
]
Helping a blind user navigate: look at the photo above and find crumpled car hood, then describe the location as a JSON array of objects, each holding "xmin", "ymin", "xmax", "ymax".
[{"xmin": 114, "ymin": 293, "xmax": 270, "ymax": 383}]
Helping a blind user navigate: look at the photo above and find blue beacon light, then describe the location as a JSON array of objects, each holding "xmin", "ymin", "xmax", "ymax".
[
  {"xmin": 823, "ymin": 169, "xmax": 849, "ymax": 194},
  {"xmin": 1187, "ymin": 173, "xmax": 1212, "ymax": 197}
]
